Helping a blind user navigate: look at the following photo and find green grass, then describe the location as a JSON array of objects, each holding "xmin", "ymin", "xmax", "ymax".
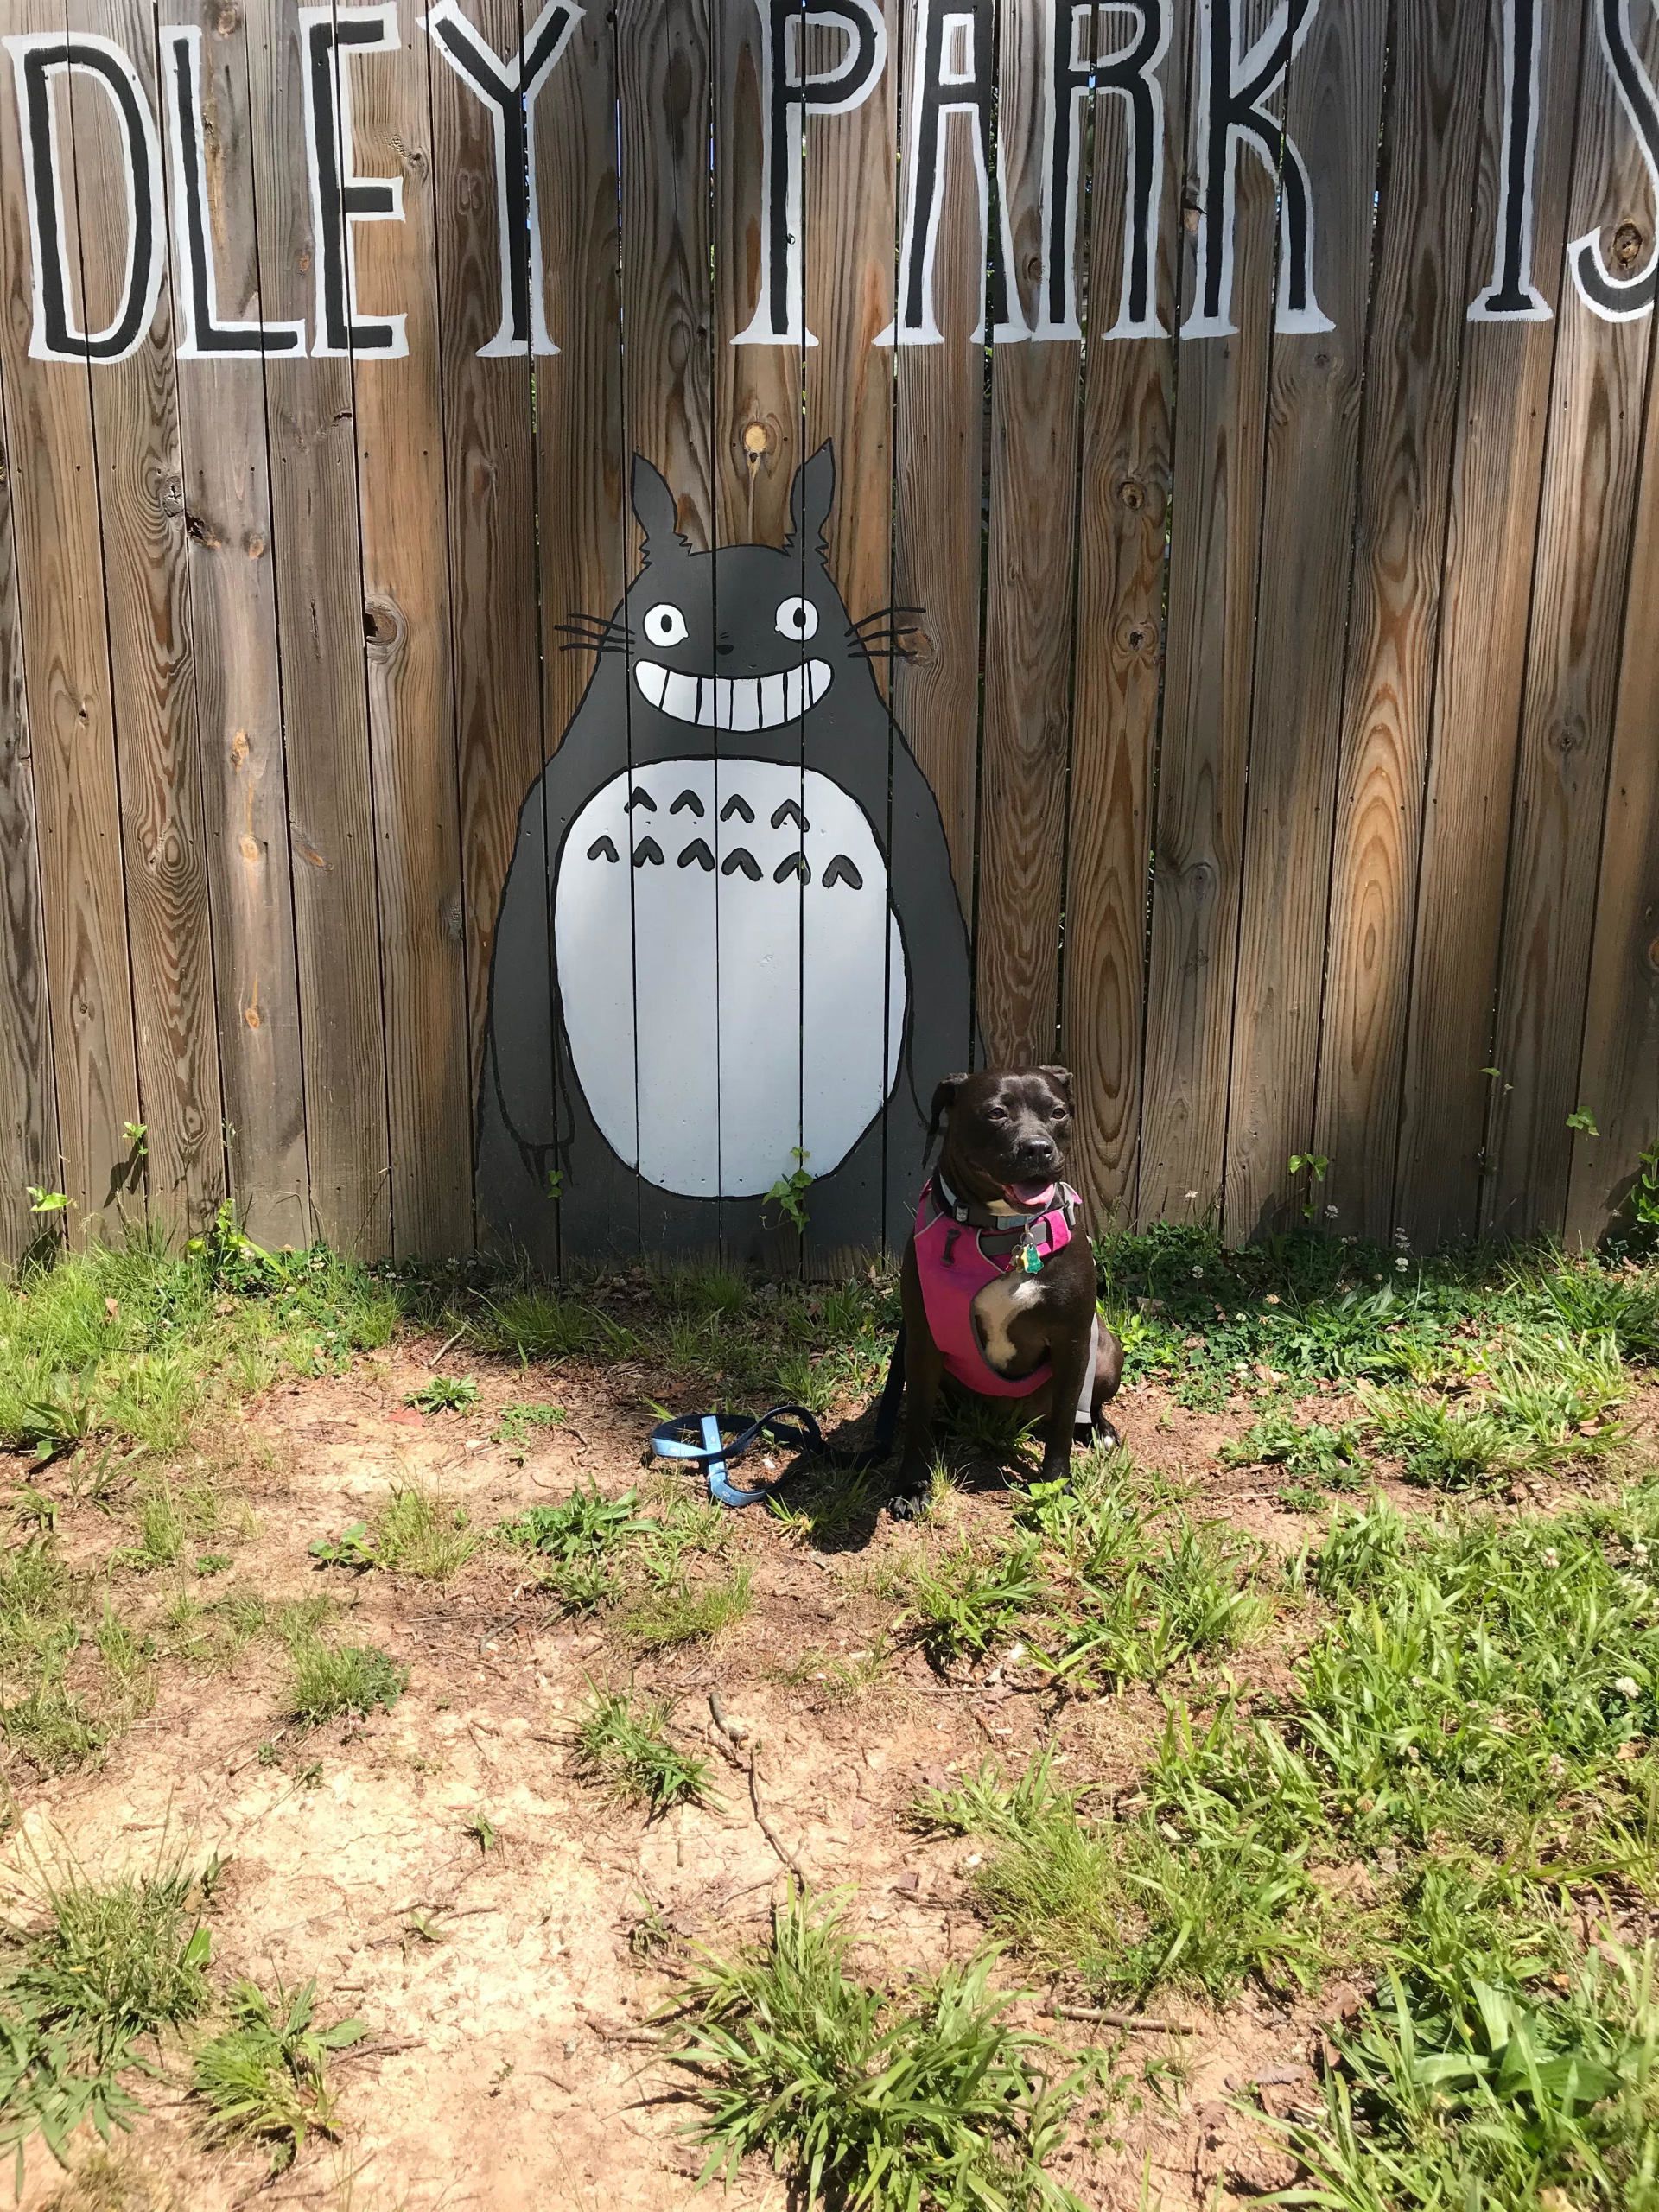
[
  {"xmin": 620, "ymin": 1566, "xmax": 753, "ymax": 1652},
  {"xmin": 1221, "ymin": 1405, "xmax": 1369, "ymax": 1486},
  {"xmin": 668, "ymin": 1891, "xmax": 1094, "ymax": 2210},
  {"xmin": 0, "ymin": 1846, "xmax": 216, "ymax": 2174},
  {"xmin": 0, "ymin": 1538, "xmax": 155, "ymax": 1775},
  {"xmin": 373, "ymin": 1486, "xmax": 475, "ymax": 1580},
  {"xmin": 570, "ymin": 1686, "xmax": 714, "ymax": 1815},
  {"xmin": 287, "ymin": 1638, "xmax": 405, "ymax": 1726},
  {"xmin": 191, "ymin": 1976, "xmax": 364, "ymax": 2174}
]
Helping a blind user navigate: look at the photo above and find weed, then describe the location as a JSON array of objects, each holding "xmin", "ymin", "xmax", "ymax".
[
  {"xmin": 571, "ymin": 1686, "xmax": 713, "ymax": 1815},
  {"xmin": 1221, "ymin": 1406, "xmax": 1368, "ymax": 1487},
  {"xmin": 403, "ymin": 1374, "xmax": 477, "ymax": 1414},
  {"xmin": 375, "ymin": 1486, "xmax": 475, "ymax": 1580},
  {"xmin": 193, "ymin": 1553, "xmax": 231, "ymax": 1578},
  {"xmin": 493, "ymin": 1398, "xmax": 565, "ymax": 1460},
  {"xmin": 669, "ymin": 1891, "xmax": 1087, "ymax": 2210},
  {"xmin": 464, "ymin": 1814, "xmax": 498, "ymax": 1854},
  {"xmin": 112, "ymin": 1490, "xmax": 186, "ymax": 1574},
  {"xmin": 468, "ymin": 1288, "xmax": 628, "ymax": 1362},
  {"xmin": 762, "ymin": 1147, "xmax": 813, "ymax": 1234},
  {"xmin": 621, "ymin": 1567, "xmax": 753, "ymax": 1652},
  {"xmin": 308, "ymin": 1521, "xmax": 378, "ymax": 1573},
  {"xmin": 287, "ymin": 1639, "xmax": 405, "ymax": 1727},
  {"xmin": 905, "ymin": 1539, "xmax": 1048, "ymax": 1668},
  {"xmin": 192, "ymin": 1976, "xmax": 365, "ymax": 2173},
  {"xmin": 0, "ymin": 1847, "xmax": 214, "ymax": 2175}
]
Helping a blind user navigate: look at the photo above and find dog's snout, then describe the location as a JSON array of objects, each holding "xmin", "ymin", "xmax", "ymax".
[{"xmin": 1017, "ymin": 1135, "xmax": 1058, "ymax": 1170}]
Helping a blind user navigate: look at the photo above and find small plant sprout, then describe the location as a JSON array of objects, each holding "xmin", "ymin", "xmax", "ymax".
[
  {"xmin": 1567, "ymin": 1107, "xmax": 1601, "ymax": 1137},
  {"xmin": 404, "ymin": 1374, "xmax": 479, "ymax": 1414},
  {"xmin": 308, "ymin": 1521, "xmax": 378, "ymax": 1573},
  {"xmin": 192, "ymin": 1975, "xmax": 365, "ymax": 2173},
  {"xmin": 1288, "ymin": 1153, "xmax": 1331, "ymax": 1220},
  {"xmin": 26, "ymin": 1186, "xmax": 72, "ymax": 1214},
  {"xmin": 763, "ymin": 1147, "xmax": 814, "ymax": 1234}
]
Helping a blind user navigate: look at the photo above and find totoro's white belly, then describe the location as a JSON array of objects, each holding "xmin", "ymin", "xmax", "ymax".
[{"xmin": 554, "ymin": 760, "xmax": 907, "ymax": 1198}]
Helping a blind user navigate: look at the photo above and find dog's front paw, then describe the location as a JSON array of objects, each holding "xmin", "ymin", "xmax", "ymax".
[{"xmin": 887, "ymin": 1486, "xmax": 930, "ymax": 1522}]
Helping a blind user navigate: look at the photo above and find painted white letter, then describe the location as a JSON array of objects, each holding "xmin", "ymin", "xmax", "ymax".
[
  {"xmin": 1470, "ymin": 0, "xmax": 1549, "ymax": 319},
  {"xmin": 299, "ymin": 2, "xmax": 407, "ymax": 358},
  {"xmin": 1570, "ymin": 0, "xmax": 1659, "ymax": 320},
  {"xmin": 421, "ymin": 0, "xmax": 579, "ymax": 356},
  {"xmin": 4, "ymin": 30, "xmax": 163, "ymax": 362},
  {"xmin": 1182, "ymin": 0, "xmax": 1331, "ymax": 340}
]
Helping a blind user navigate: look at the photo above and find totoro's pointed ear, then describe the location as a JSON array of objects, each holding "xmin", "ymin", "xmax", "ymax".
[
  {"xmin": 787, "ymin": 441, "xmax": 835, "ymax": 551},
  {"xmin": 928, "ymin": 1072, "xmax": 969, "ymax": 1142},
  {"xmin": 632, "ymin": 456, "xmax": 683, "ymax": 556}
]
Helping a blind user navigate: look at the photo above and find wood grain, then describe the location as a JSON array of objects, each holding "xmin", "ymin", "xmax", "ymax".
[
  {"xmin": 1140, "ymin": 0, "xmax": 1281, "ymax": 1224},
  {"xmin": 1060, "ymin": 0, "xmax": 1191, "ymax": 1225},
  {"xmin": 1312, "ymin": 0, "xmax": 1487, "ymax": 1242},
  {"xmin": 803, "ymin": 0, "xmax": 898, "ymax": 1267},
  {"xmin": 973, "ymin": 0, "xmax": 1084, "ymax": 1069},
  {"xmin": 159, "ymin": 0, "xmax": 309, "ymax": 1250},
  {"xmin": 0, "ymin": 346, "xmax": 60, "ymax": 1255},
  {"xmin": 0, "ymin": 0, "xmax": 141, "ymax": 1236},
  {"xmin": 1568, "ymin": 329, "xmax": 1659, "ymax": 1243},
  {"xmin": 1395, "ymin": 0, "xmax": 1585, "ymax": 1247},
  {"xmin": 349, "ymin": 0, "xmax": 471, "ymax": 1260},
  {"xmin": 529, "ymin": 0, "xmax": 630, "ymax": 1273},
  {"xmin": 1221, "ymin": 0, "xmax": 1388, "ymax": 1242},
  {"xmin": 245, "ymin": 0, "xmax": 392, "ymax": 1254},
  {"xmin": 1484, "ymin": 0, "xmax": 1659, "ymax": 1237},
  {"xmin": 714, "ymin": 0, "xmax": 802, "ymax": 1272}
]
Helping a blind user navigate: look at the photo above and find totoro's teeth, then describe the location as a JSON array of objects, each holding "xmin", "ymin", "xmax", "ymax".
[{"xmin": 633, "ymin": 659, "xmax": 834, "ymax": 730}]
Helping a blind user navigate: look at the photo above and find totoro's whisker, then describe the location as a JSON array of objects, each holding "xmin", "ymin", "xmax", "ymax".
[
  {"xmin": 558, "ymin": 640, "xmax": 631, "ymax": 656},
  {"xmin": 849, "ymin": 603, "xmax": 924, "ymax": 633},
  {"xmin": 557, "ymin": 614, "xmax": 632, "ymax": 641}
]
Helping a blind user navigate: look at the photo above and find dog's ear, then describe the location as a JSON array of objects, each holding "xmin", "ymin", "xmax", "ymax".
[
  {"xmin": 1039, "ymin": 1065, "xmax": 1074, "ymax": 1102},
  {"xmin": 928, "ymin": 1073, "xmax": 969, "ymax": 1142}
]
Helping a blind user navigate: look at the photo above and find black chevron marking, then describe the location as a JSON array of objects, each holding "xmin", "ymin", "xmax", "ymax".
[
  {"xmin": 632, "ymin": 836, "xmax": 664, "ymax": 866},
  {"xmin": 626, "ymin": 787, "xmax": 657, "ymax": 812},
  {"xmin": 678, "ymin": 837, "xmax": 715, "ymax": 870},
  {"xmin": 823, "ymin": 853, "xmax": 863, "ymax": 890},
  {"xmin": 586, "ymin": 834, "xmax": 620, "ymax": 863},
  {"xmin": 770, "ymin": 798, "xmax": 810, "ymax": 832},
  {"xmin": 773, "ymin": 852, "xmax": 811, "ymax": 885},
  {"xmin": 670, "ymin": 789, "xmax": 705, "ymax": 817},
  {"xmin": 720, "ymin": 794, "xmax": 754, "ymax": 823},
  {"xmin": 721, "ymin": 847, "xmax": 762, "ymax": 880}
]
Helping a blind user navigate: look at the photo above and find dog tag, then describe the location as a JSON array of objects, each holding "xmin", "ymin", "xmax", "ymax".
[{"xmin": 1022, "ymin": 1230, "xmax": 1044, "ymax": 1274}]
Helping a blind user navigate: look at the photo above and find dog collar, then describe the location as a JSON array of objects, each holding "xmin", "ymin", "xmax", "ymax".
[{"xmin": 934, "ymin": 1168, "xmax": 1069, "ymax": 1232}]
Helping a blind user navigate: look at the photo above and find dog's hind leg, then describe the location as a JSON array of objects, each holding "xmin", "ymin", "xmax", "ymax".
[{"xmin": 1088, "ymin": 1321, "xmax": 1125, "ymax": 1451}]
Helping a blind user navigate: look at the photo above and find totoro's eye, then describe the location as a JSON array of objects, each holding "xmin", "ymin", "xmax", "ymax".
[
  {"xmin": 644, "ymin": 602, "xmax": 688, "ymax": 647},
  {"xmin": 774, "ymin": 596, "xmax": 818, "ymax": 641}
]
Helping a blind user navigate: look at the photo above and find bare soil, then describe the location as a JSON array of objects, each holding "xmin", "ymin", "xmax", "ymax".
[{"xmin": 11, "ymin": 1340, "xmax": 1658, "ymax": 2212}]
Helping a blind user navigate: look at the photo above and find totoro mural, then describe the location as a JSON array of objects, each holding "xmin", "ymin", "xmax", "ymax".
[{"xmin": 474, "ymin": 441, "xmax": 973, "ymax": 1255}]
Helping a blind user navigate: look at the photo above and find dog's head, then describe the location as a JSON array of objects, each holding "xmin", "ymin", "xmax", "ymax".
[{"xmin": 927, "ymin": 1066, "xmax": 1074, "ymax": 1212}]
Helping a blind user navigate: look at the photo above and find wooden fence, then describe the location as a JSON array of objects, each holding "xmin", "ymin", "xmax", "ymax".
[{"xmin": 0, "ymin": 0, "xmax": 1656, "ymax": 1270}]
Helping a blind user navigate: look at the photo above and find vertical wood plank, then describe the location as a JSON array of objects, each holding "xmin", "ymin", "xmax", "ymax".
[
  {"xmin": 529, "ymin": 0, "xmax": 630, "ymax": 1271},
  {"xmin": 1313, "ymin": 0, "xmax": 1487, "ymax": 1241},
  {"xmin": 1395, "ymin": 0, "xmax": 1585, "ymax": 1247},
  {"xmin": 1221, "ymin": 0, "xmax": 1387, "ymax": 1241},
  {"xmin": 1061, "ymin": 0, "xmax": 1191, "ymax": 1224},
  {"xmin": 1139, "ymin": 0, "xmax": 1281, "ymax": 1222},
  {"xmin": 349, "ymin": 0, "xmax": 471, "ymax": 1259},
  {"xmin": 714, "ymin": 0, "xmax": 802, "ymax": 1272},
  {"xmin": 432, "ymin": 0, "xmax": 550, "ymax": 1270},
  {"xmin": 802, "ymin": 0, "xmax": 899, "ymax": 1268},
  {"xmin": 0, "ymin": 0, "xmax": 142, "ymax": 1236},
  {"xmin": 0, "ymin": 352, "xmax": 60, "ymax": 1254},
  {"xmin": 70, "ymin": 0, "xmax": 225, "ymax": 1238},
  {"xmin": 1569, "ymin": 334, "xmax": 1659, "ymax": 1243},
  {"xmin": 1484, "ymin": 0, "xmax": 1659, "ymax": 1237},
  {"xmin": 611, "ymin": 0, "xmax": 715, "ymax": 1262},
  {"xmin": 245, "ymin": 0, "xmax": 392, "ymax": 1254},
  {"xmin": 160, "ymin": 0, "xmax": 310, "ymax": 1249},
  {"xmin": 974, "ymin": 0, "xmax": 1083, "ymax": 1068}
]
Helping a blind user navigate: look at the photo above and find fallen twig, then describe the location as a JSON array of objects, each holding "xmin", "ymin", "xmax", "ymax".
[
  {"xmin": 747, "ymin": 1754, "xmax": 805, "ymax": 1880},
  {"xmin": 425, "ymin": 1328, "xmax": 467, "ymax": 1370},
  {"xmin": 1046, "ymin": 2003, "xmax": 1195, "ymax": 2035}
]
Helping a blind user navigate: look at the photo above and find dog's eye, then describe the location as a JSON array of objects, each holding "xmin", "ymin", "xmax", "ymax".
[
  {"xmin": 644, "ymin": 602, "xmax": 688, "ymax": 647},
  {"xmin": 774, "ymin": 596, "xmax": 819, "ymax": 641},
  {"xmin": 986, "ymin": 1107, "xmax": 1007, "ymax": 1123}
]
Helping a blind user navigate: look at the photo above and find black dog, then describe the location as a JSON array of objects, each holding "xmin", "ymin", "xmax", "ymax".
[{"xmin": 892, "ymin": 1067, "xmax": 1123, "ymax": 1516}]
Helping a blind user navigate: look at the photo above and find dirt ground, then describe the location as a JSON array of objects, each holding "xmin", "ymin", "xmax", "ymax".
[{"xmin": 10, "ymin": 1327, "xmax": 1659, "ymax": 2212}]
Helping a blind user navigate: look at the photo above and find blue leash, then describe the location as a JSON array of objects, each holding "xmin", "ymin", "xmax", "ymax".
[{"xmin": 649, "ymin": 1325, "xmax": 907, "ymax": 1509}]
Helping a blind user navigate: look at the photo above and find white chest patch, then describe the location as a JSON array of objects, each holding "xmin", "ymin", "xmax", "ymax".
[
  {"xmin": 555, "ymin": 760, "xmax": 907, "ymax": 1198},
  {"xmin": 972, "ymin": 1269, "xmax": 1046, "ymax": 1376}
]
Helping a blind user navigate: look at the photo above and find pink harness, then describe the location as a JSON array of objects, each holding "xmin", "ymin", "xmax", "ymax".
[{"xmin": 913, "ymin": 1174, "xmax": 1093, "ymax": 1405}]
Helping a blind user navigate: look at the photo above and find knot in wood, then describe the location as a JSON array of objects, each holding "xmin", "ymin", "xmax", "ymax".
[
  {"xmin": 1116, "ymin": 475, "xmax": 1146, "ymax": 511},
  {"xmin": 213, "ymin": 0, "xmax": 241, "ymax": 33},
  {"xmin": 1614, "ymin": 222, "xmax": 1645, "ymax": 272},
  {"xmin": 363, "ymin": 598, "xmax": 402, "ymax": 651},
  {"xmin": 158, "ymin": 472, "xmax": 185, "ymax": 518},
  {"xmin": 741, "ymin": 421, "xmax": 771, "ymax": 459}
]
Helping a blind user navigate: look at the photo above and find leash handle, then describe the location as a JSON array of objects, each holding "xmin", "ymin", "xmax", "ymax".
[{"xmin": 647, "ymin": 1325, "xmax": 907, "ymax": 1509}]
